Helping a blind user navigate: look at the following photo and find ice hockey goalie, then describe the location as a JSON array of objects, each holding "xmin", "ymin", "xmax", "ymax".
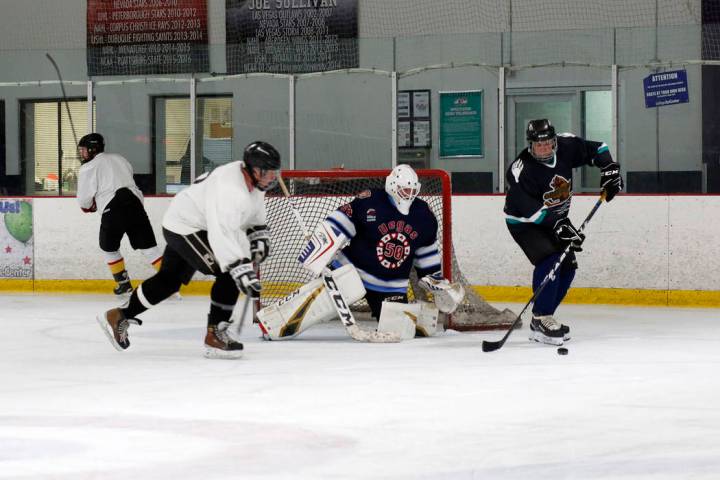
[{"xmin": 257, "ymin": 165, "xmax": 465, "ymax": 341}]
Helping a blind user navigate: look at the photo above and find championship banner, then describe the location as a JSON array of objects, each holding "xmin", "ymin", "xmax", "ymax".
[
  {"xmin": 0, "ymin": 199, "xmax": 33, "ymax": 279},
  {"xmin": 87, "ymin": 0, "xmax": 209, "ymax": 76},
  {"xmin": 226, "ymin": 0, "xmax": 358, "ymax": 74}
]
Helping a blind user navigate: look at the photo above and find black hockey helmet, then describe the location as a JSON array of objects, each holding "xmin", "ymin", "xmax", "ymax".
[
  {"xmin": 526, "ymin": 119, "xmax": 556, "ymax": 143},
  {"xmin": 526, "ymin": 119, "xmax": 557, "ymax": 162},
  {"xmin": 243, "ymin": 141, "xmax": 281, "ymax": 191},
  {"xmin": 78, "ymin": 133, "xmax": 105, "ymax": 162}
]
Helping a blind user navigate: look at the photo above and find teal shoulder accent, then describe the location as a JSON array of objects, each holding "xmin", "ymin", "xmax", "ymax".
[
  {"xmin": 597, "ymin": 145, "xmax": 609, "ymax": 154},
  {"xmin": 505, "ymin": 208, "xmax": 547, "ymax": 225},
  {"xmin": 533, "ymin": 209, "xmax": 547, "ymax": 224}
]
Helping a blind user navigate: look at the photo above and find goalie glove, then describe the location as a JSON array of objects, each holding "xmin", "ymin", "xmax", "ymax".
[
  {"xmin": 229, "ymin": 260, "xmax": 262, "ymax": 298},
  {"xmin": 247, "ymin": 225, "xmax": 270, "ymax": 264},
  {"xmin": 418, "ymin": 272, "xmax": 465, "ymax": 314}
]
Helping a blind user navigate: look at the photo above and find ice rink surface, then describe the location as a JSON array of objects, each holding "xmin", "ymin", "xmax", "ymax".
[{"xmin": 2, "ymin": 293, "xmax": 720, "ymax": 480}]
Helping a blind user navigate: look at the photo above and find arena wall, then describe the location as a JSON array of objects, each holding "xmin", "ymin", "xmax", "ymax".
[{"xmin": 1, "ymin": 194, "xmax": 717, "ymax": 307}]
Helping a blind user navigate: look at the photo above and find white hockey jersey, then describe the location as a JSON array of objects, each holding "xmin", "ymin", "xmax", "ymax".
[
  {"xmin": 162, "ymin": 161, "xmax": 267, "ymax": 272},
  {"xmin": 76, "ymin": 152, "xmax": 143, "ymax": 213}
]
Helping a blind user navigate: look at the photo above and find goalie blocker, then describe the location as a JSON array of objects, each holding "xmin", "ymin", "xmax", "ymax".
[{"xmin": 298, "ymin": 219, "xmax": 347, "ymax": 276}]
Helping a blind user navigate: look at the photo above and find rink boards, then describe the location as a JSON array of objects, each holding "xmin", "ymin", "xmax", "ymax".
[{"xmin": 1, "ymin": 194, "xmax": 719, "ymax": 307}]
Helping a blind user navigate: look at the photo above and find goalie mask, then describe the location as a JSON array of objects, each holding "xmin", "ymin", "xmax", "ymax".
[
  {"xmin": 385, "ymin": 164, "xmax": 420, "ymax": 215},
  {"xmin": 78, "ymin": 133, "xmax": 105, "ymax": 163},
  {"xmin": 526, "ymin": 119, "xmax": 557, "ymax": 164},
  {"xmin": 243, "ymin": 141, "xmax": 281, "ymax": 191}
]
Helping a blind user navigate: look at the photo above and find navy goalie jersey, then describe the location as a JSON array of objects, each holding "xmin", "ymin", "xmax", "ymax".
[{"xmin": 327, "ymin": 189, "xmax": 441, "ymax": 294}]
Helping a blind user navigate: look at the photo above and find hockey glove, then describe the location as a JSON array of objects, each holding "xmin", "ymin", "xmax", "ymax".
[
  {"xmin": 419, "ymin": 272, "xmax": 465, "ymax": 314},
  {"xmin": 553, "ymin": 217, "xmax": 585, "ymax": 252},
  {"xmin": 81, "ymin": 198, "xmax": 97, "ymax": 213},
  {"xmin": 600, "ymin": 162, "xmax": 623, "ymax": 202},
  {"xmin": 229, "ymin": 260, "xmax": 262, "ymax": 298},
  {"xmin": 247, "ymin": 225, "xmax": 270, "ymax": 264}
]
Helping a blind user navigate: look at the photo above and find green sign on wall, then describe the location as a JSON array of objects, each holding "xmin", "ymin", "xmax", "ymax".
[{"xmin": 439, "ymin": 90, "xmax": 483, "ymax": 157}]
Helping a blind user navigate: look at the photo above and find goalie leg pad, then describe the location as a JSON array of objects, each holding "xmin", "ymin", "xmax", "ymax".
[
  {"xmin": 257, "ymin": 264, "xmax": 365, "ymax": 340},
  {"xmin": 377, "ymin": 301, "xmax": 439, "ymax": 339}
]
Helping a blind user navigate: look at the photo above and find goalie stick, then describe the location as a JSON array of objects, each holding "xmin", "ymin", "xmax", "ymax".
[
  {"xmin": 277, "ymin": 176, "xmax": 400, "ymax": 343},
  {"xmin": 482, "ymin": 192, "xmax": 607, "ymax": 353}
]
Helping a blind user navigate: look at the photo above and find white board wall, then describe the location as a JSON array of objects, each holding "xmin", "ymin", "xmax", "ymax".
[{"xmin": 27, "ymin": 195, "xmax": 719, "ymax": 291}]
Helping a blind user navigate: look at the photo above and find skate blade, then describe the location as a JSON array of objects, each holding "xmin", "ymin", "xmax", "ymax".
[
  {"xmin": 529, "ymin": 330, "xmax": 564, "ymax": 346},
  {"xmin": 204, "ymin": 346, "xmax": 244, "ymax": 360},
  {"xmin": 95, "ymin": 313, "xmax": 126, "ymax": 352}
]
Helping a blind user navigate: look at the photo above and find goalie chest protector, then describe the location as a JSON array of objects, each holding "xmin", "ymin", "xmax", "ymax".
[{"xmin": 329, "ymin": 189, "xmax": 440, "ymax": 285}]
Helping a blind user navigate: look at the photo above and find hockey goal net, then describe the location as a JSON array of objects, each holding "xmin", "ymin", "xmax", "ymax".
[{"xmin": 260, "ymin": 169, "xmax": 515, "ymax": 331}]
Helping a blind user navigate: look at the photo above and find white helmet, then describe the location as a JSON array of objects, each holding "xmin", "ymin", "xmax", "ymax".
[{"xmin": 385, "ymin": 164, "xmax": 421, "ymax": 215}]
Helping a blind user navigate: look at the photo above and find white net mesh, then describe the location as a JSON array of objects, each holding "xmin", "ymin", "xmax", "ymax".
[{"xmin": 260, "ymin": 170, "xmax": 516, "ymax": 330}]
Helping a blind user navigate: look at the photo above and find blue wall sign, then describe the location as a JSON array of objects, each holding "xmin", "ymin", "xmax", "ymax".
[{"xmin": 643, "ymin": 70, "xmax": 689, "ymax": 108}]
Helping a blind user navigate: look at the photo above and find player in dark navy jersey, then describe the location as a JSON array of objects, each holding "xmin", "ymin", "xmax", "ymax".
[{"xmin": 505, "ymin": 119, "xmax": 623, "ymax": 345}]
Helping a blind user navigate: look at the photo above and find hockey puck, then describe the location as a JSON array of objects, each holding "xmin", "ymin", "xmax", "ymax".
[{"xmin": 557, "ymin": 347, "xmax": 568, "ymax": 355}]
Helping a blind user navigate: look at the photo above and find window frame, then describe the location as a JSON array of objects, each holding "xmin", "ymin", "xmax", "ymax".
[
  {"xmin": 151, "ymin": 93, "xmax": 233, "ymax": 194},
  {"xmin": 19, "ymin": 97, "xmax": 92, "ymax": 197}
]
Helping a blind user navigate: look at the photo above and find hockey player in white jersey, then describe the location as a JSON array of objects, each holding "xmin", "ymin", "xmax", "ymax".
[
  {"xmin": 76, "ymin": 133, "xmax": 163, "ymax": 296},
  {"xmin": 257, "ymin": 165, "xmax": 465, "ymax": 341},
  {"xmin": 96, "ymin": 141, "xmax": 281, "ymax": 359}
]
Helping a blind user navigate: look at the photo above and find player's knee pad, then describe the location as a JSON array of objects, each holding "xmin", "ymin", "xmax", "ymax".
[
  {"xmin": 257, "ymin": 263, "xmax": 365, "ymax": 340},
  {"xmin": 103, "ymin": 250, "xmax": 123, "ymax": 264},
  {"xmin": 377, "ymin": 300, "xmax": 439, "ymax": 339},
  {"xmin": 138, "ymin": 246, "xmax": 163, "ymax": 266}
]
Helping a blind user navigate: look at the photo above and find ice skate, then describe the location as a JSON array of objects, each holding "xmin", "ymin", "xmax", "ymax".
[
  {"xmin": 113, "ymin": 280, "xmax": 133, "ymax": 296},
  {"xmin": 204, "ymin": 322, "xmax": 244, "ymax": 359},
  {"xmin": 96, "ymin": 308, "xmax": 142, "ymax": 351},
  {"xmin": 560, "ymin": 323, "xmax": 571, "ymax": 341},
  {"xmin": 529, "ymin": 315, "xmax": 565, "ymax": 346},
  {"xmin": 113, "ymin": 269, "xmax": 133, "ymax": 296}
]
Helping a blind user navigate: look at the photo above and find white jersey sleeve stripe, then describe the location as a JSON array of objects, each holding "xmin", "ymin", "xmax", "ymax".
[
  {"xmin": 355, "ymin": 267, "xmax": 409, "ymax": 289},
  {"xmin": 327, "ymin": 210, "xmax": 357, "ymax": 238},
  {"xmin": 413, "ymin": 253, "xmax": 442, "ymax": 270},
  {"xmin": 415, "ymin": 244, "xmax": 439, "ymax": 256}
]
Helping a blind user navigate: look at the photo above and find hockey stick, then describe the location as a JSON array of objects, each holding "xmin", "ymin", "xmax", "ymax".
[
  {"xmin": 234, "ymin": 291, "xmax": 253, "ymax": 337},
  {"xmin": 481, "ymin": 192, "xmax": 607, "ymax": 353},
  {"xmin": 46, "ymin": 53, "xmax": 79, "ymax": 147},
  {"xmin": 277, "ymin": 176, "xmax": 400, "ymax": 343}
]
